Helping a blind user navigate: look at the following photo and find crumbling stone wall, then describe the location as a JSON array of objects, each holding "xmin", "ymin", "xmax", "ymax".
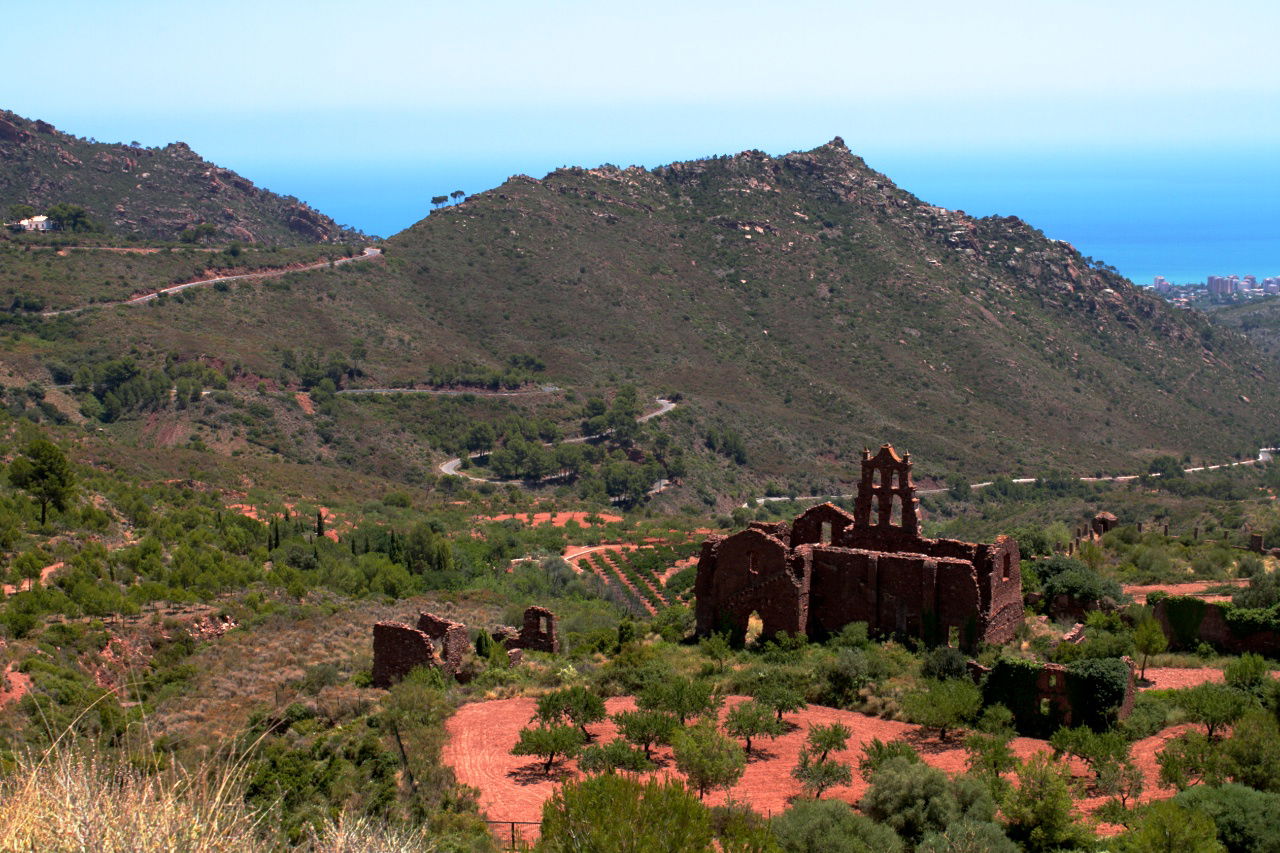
[
  {"xmin": 416, "ymin": 612, "xmax": 468, "ymax": 676},
  {"xmin": 372, "ymin": 611, "xmax": 469, "ymax": 687},
  {"xmin": 973, "ymin": 656, "xmax": 1136, "ymax": 737},
  {"xmin": 512, "ymin": 606, "xmax": 560, "ymax": 653},
  {"xmin": 1152, "ymin": 598, "xmax": 1280, "ymax": 656},
  {"xmin": 371, "ymin": 622, "xmax": 438, "ymax": 688},
  {"xmin": 695, "ymin": 445, "xmax": 1022, "ymax": 649}
]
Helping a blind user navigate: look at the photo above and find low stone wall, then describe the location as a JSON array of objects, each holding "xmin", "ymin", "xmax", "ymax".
[
  {"xmin": 973, "ymin": 656, "xmax": 1135, "ymax": 737},
  {"xmin": 416, "ymin": 612, "xmax": 468, "ymax": 676},
  {"xmin": 373, "ymin": 606, "xmax": 560, "ymax": 689},
  {"xmin": 1152, "ymin": 597, "xmax": 1280, "ymax": 656},
  {"xmin": 371, "ymin": 622, "xmax": 437, "ymax": 688}
]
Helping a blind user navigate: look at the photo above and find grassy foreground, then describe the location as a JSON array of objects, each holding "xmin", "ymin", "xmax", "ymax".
[{"xmin": 0, "ymin": 743, "xmax": 444, "ymax": 852}]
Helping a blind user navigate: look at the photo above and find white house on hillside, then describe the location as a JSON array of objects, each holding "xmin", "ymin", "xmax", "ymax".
[{"xmin": 18, "ymin": 215, "xmax": 53, "ymax": 231}]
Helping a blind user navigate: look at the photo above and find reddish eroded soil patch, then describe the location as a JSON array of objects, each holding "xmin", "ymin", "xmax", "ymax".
[
  {"xmin": 226, "ymin": 502, "xmax": 341, "ymax": 542},
  {"xmin": 443, "ymin": 696, "xmax": 1180, "ymax": 837},
  {"xmin": 2, "ymin": 562, "xmax": 64, "ymax": 596},
  {"xmin": 294, "ymin": 392, "xmax": 316, "ymax": 415},
  {"xmin": 479, "ymin": 512, "xmax": 622, "ymax": 528},
  {"xmin": 1123, "ymin": 578, "xmax": 1247, "ymax": 605},
  {"xmin": 0, "ymin": 663, "xmax": 31, "ymax": 708},
  {"xmin": 1140, "ymin": 666, "xmax": 1280, "ymax": 690},
  {"xmin": 660, "ymin": 555, "xmax": 698, "ymax": 583}
]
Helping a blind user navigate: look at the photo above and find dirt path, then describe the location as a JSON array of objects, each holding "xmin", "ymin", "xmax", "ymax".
[
  {"xmin": 0, "ymin": 662, "xmax": 32, "ymax": 709},
  {"xmin": 337, "ymin": 385, "xmax": 559, "ymax": 397},
  {"xmin": 41, "ymin": 247, "xmax": 381, "ymax": 316},
  {"xmin": 443, "ymin": 696, "xmax": 1182, "ymax": 840},
  {"xmin": 749, "ymin": 448, "xmax": 1280, "ymax": 507},
  {"xmin": 2, "ymin": 561, "xmax": 64, "ymax": 596},
  {"xmin": 439, "ymin": 398, "xmax": 677, "ymax": 482},
  {"xmin": 1123, "ymin": 579, "xmax": 1247, "ymax": 605}
]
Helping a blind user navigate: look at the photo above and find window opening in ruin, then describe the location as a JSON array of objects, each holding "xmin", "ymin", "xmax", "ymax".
[
  {"xmin": 890, "ymin": 496, "xmax": 902, "ymax": 527},
  {"xmin": 1040, "ymin": 698, "xmax": 1051, "ymax": 715},
  {"xmin": 869, "ymin": 494, "xmax": 880, "ymax": 524},
  {"xmin": 948, "ymin": 625, "xmax": 960, "ymax": 647},
  {"xmin": 1047, "ymin": 674, "xmax": 1057, "ymax": 688},
  {"xmin": 745, "ymin": 610, "xmax": 763, "ymax": 647},
  {"xmin": 748, "ymin": 551, "xmax": 759, "ymax": 573},
  {"xmin": 820, "ymin": 521, "xmax": 832, "ymax": 544},
  {"xmin": 1002, "ymin": 553, "xmax": 1011, "ymax": 581},
  {"xmin": 540, "ymin": 616, "xmax": 549, "ymax": 634},
  {"xmin": 872, "ymin": 469, "xmax": 881, "ymax": 487}
]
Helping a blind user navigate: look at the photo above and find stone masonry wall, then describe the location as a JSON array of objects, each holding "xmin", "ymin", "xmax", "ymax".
[
  {"xmin": 1152, "ymin": 599, "xmax": 1280, "ymax": 656},
  {"xmin": 415, "ymin": 612, "xmax": 468, "ymax": 676},
  {"xmin": 694, "ymin": 445, "xmax": 1022, "ymax": 650},
  {"xmin": 510, "ymin": 606, "xmax": 560, "ymax": 653},
  {"xmin": 371, "ymin": 622, "xmax": 437, "ymax": 688}
]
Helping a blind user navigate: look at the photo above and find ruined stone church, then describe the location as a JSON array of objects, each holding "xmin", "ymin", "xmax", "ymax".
[{"xmin": 694, "ymin": 445, "xmax": 1023, "ymax": 649}]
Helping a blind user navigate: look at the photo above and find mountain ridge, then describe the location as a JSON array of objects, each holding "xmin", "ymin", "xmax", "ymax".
[
  {"xmin": 11, "ymin": 137, "xmax": 1278, "ymax": 498},
  {"xmin": 0, "ymin": 110, "xmax": 359, "ymax": 245}
]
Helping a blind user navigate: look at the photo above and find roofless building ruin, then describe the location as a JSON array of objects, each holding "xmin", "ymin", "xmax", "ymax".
[{"xmin": 694, "ymin": 445, "xmax": 1023, "ymax": 650}]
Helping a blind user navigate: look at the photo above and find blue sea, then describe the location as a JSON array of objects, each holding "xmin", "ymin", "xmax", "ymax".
[{"xmin": 249, "ymin": 147, "xmax": 1279, "ymax": 286}]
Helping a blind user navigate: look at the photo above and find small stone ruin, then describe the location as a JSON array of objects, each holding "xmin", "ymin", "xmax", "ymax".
[
  {"xmin": 371, "ymin": 605, "xmax": 559, "ymax": 688},
  {"xmin": 371, "ymin": 612, "xmax": 468, "ymax": 688}
]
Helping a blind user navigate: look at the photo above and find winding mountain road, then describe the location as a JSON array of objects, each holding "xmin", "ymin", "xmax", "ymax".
[
  {"xmin": 439, "ymin": 397, "xmax": 677, "ymax": 483},
  {"xmin": 41, "ymin": 246, "xmax": 381, "ymax": 317},
  {"xmin": 337, "ymin": 384, "xmax": 560, "ymax": 397},
  {"xmin": 744, "ymin": 448, "xmax": 1280, "ymax": 507}
]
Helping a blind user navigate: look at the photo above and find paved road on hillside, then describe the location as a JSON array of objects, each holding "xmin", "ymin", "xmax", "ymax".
[
  {"xmin": 744, "ymin": 448, "xmax": 1280, "ymax": 507},
  {"xmin": 439, "ymin": 397, "xmax": 677, "ymax": 483},
  {"xmin": 41, "ymin": 246, "xmax": 381, "ymax": 316}
]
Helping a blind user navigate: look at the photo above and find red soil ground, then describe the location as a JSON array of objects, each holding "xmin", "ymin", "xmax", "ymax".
[
  {"xmin": 0, "ymin": 662, "xmax": 31, "ymax": 708},
  {"xmin": 479, "ymin": 512, "xmax": 623, "ymax": 528},
  {"xmin": 1122, "ymin": 579, "xmax": 1247, "ymax": 605},
  {"xmin": 227, "ymin": 502, "xmax": 341, "ymax": 542},
  {"xmin": 294, "ymin": 391, "xmax": 316, "ymax": 415},
  {"xmin": 1, "ymin": 562, "xmax": 64, "ymax": 596},
  {"xmin": 1140, "ymin": 667, "xmax": 1279, "ymax": 690},
  {"xmin": 443, "ymin": 696, "xmax": 1183, "ymax": 841}
]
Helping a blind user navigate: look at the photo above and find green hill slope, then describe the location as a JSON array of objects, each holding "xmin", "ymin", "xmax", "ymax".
[
  {"xmin": 0, "ymin": 110, "xmax": 358, "ymax": 245},
  {"xmin": 375, "ymin": 140, "xmax": 1280, "ymax": 477},
  {"xmin": 14, "ymin": 139, "xmax": 1280, "ymax": 496}
]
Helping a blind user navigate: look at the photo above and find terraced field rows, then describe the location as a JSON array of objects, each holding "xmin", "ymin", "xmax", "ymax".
[
  {"xmin": 576, "ymin": 553, "xmax": 651, "ymax": 616},
  {"xmin": 599, "ymin": 551, "xmax": 668, "ymax": 611}
]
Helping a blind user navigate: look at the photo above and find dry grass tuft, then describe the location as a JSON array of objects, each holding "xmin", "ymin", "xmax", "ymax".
[
  {"xmin": 307, "ymin": 813, "xmax": 448, "ymax": 853},
  {"xmin": 0, "ymin": 743, "xmax": 448, "ymax": 852},
  {"xmin": 0, "ymin": 746, "xmax": 264, "ymax": 852}
]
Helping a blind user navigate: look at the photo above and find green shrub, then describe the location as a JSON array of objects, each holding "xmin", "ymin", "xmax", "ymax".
[
  {"xmin": 902, "ymin": 679, "xmax": 981, "ymax": 741},
  {"xmin": 917, "ymin": 819, "xmax": 1017, "ymax": 853},
  {"xmin": 860, "ymin": 757, "xmax": 991, "ymax": 845},
  {"xmin": 1223, "ymin": 652, "xmax": 1270, "ymax": 696},
  {"xmin": 538, "ymin": 774, "xmax": 712, "ymax": 852},
  {"xmin": 1175, "ymin": 783, "xmax": 1280, "ymax": 853},
  {"xmin": 772, "ymin": 799, "xmax": 903, "ymax": 853},
  {"xmin": 922, "ymin": 646, "xmax": 969, "ymax": 681},
  {"xmin": 858, "ymin": 738, "xmax": 921, "ymax": 782}
]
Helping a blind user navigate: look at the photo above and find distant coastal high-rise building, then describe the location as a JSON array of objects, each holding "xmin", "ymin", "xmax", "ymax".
[{"xmin": 1153, "ymin": 275, "xmax": 1171, "ymax": 293}]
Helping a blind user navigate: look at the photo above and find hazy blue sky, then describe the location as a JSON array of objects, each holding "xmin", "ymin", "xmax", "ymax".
[{"xmin": 5, "ymin": 1, "xmax": 1278, "ymax": 280}]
